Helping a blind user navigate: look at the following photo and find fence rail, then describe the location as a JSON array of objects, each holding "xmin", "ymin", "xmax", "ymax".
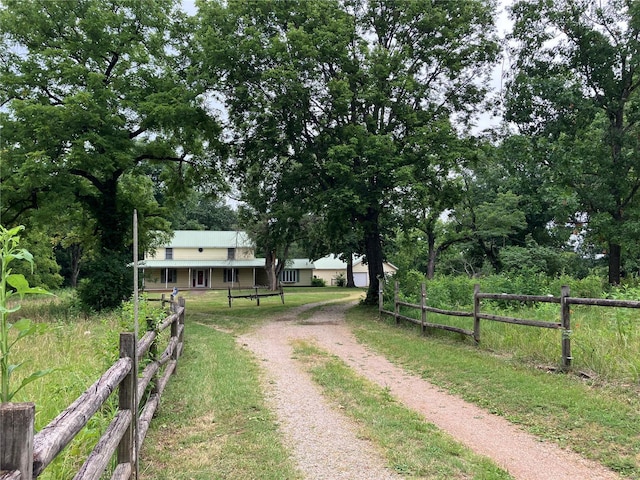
[
  {"xmin": 0, "ymin": 296, "xmax": 186, "ymax": 480},
  {"xmin": 379, "ymin": 281, "xmax": 640, "ymax": 372},
  {"xmin": 227, "ymin": 286, "xmax": 284, "ymax": 307}
]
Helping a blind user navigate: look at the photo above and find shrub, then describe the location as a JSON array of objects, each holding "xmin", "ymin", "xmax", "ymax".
[
  {"xmin": 77, "ymin": 251, "xmax": 133, "ymax": 311},
  {"xmin": 311, "ymin": 277, "xmax": 326, "ymax": 287}
]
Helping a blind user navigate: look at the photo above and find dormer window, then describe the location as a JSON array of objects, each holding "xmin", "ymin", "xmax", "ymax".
[
  {"xmin": 228, "ymin": 248, "xmax": 235, "ymax": 260},
  {"xmin": 165, "ymin": 248, "xmax": 173, "ymax": 260}
]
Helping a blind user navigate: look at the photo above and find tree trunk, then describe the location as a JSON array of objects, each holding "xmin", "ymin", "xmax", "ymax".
[
  {"xmin": 426, "ymin": 231, "xmax": 437, "ymax": 280},
  {"xmin": 346, "ymin": 253, "xmax": 356, "ymax": 288},
  {"xmin": 70, "ymin": 243, "xmax": 83, "ymax": 288},
  {"xmin": 363, "ymin": 211, "xmax": 384, "ymax": 305},
  {"xmin": 608, "ymin": 242, "xmax": 621, "ymax": 285},
  {"xmin": 265, "ymin": 250, "xmax": 279, "ymax": 291}
]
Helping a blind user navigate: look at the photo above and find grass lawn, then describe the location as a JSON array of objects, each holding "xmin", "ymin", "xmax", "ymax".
[{"xmin": 348, "ymin": 306, "xmax": 640, "ymax": 477}]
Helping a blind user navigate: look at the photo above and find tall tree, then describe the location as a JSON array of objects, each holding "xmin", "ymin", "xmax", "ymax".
[
  {"xmin": 197, "ymin": 0, "xmax": 499, "ymax": 302},
  {"xmin": 0, "ymin": 0, "xmax": 224, "ymax": 306},
  {"xmin": 507, "ymin": 0, "xmax": 640, "ymax": 284}
]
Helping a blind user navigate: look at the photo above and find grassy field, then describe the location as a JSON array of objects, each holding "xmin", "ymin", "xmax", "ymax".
[{"xmin": 6, "ymin": 286, "xmax": 640, "ymax": 478}]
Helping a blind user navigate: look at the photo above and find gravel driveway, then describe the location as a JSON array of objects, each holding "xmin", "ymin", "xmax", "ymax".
[{"xmin": 238, "ymin": 300, "xmax": 621, "ymax": 480}]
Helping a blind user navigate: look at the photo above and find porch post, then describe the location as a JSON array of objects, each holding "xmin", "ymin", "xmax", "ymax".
[
  {"xmin": 188, "ymin": 268, "xmax": 192, "ymax": 289},
  {"xmin": 165, "ymin": 268, "xmax": 168, "ymax": 289},
  {"xmin": 209, "ymin": 268, "xmax": 212, "ymax": 289}
]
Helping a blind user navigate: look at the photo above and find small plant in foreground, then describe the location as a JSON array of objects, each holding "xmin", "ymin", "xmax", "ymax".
[{"xmin": 1, "ymin": 225, "xmax": 52, "ymax": 403}]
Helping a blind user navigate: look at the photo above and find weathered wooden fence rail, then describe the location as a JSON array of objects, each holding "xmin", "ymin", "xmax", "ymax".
[
  {"xmin": 379, "ymin": 281, "xmax": 640, "ymax": 371},
  {"xmin": 0, "ymin": 297, "xmax": 186, "ymax": 480},
  {"xmin": 227, "ymin": 286, "xmax": 284, "ymax": 307}
]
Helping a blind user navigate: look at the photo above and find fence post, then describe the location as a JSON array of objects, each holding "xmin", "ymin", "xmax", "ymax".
[
  {"xmin": 394, "ymin": 281, "xmax": 400, "ymax": 324},
  {"xmin": 177, "ymin": 297, "xmax": 186, "ymax": 361},
  {"xmin": 0, "ymin": 402, "xmax": 35, "ymax": 479},
  {"xmin": 560, "ymin": 285, "xmax": 572, "ymax": 371},
  {"xmin": 147, "ymin": 316, "xmax": 159, "ymax": 397},
  {"xmin": 473, "ymin": 284, "xmax": 481, "ymax": 343},
  {"xmin": 117, "ymin": 333, "xmax": 137, "ymax": 472},
  {"xmin": 421, "ymin": 283, "xmax": 427, "ymax": 334},
  {"xmin": 228, "ymin": 287, "xmax": 232, "ymax": 308}
]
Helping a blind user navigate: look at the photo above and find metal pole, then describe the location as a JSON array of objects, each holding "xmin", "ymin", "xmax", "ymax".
[
  {"xmin": 132, "ymin": 210, "xmax": 140, "ymax": 478},
  {"xmin": 561, "ymin": 285, "xmax": 572, "ymax": 371}
]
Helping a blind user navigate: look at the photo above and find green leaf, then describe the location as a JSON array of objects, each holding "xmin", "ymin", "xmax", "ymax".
[
  {"xmin": 9, "ymin": 369, "xmax": 55, "ymax": 400},
  {"xmin": 6, "ymin": 274, "xmax": 50, "ymax": 297},
  {"xmin": 7, "ymin": 362, "xmax": 24, "ymax": 377},
  {"xmin": 0, "ymin": 304, "xmax": 21, "ymax": 314},
  {"xmin": 5, "ymin": 225, "xmax": 25, "ymax": 238},
  {"xmin": 11, "ymin": 248, "xmax": 34, "ymax": 266},
  {"xmin": 8, "ymin": 319, "xmax": 48, "ymax": 349},
  {"xmin": 11, "ymin": 317, "xmax": 32, "ymax": 332}
]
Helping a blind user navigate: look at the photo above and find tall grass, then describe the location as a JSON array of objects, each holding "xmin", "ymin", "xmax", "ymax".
[
  {"xmin": 9, "ymin": 290, "xmax": 167, "ymax": 479},
  {"xmin": 385, "ymin": 275, "xmax": 640, "ymax": 382}
]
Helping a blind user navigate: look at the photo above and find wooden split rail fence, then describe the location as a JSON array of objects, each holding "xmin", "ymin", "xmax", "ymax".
[
  {"xmin": 0, "ymin": 296, "xmax": 186, "ymax": 480},
  {"xmin": 379, "ymin": 281, "xmax": 640, "ymax": 370},
  {"xmin": 227, "ymin": 286, "xmax": 284, "ymax": 307}
]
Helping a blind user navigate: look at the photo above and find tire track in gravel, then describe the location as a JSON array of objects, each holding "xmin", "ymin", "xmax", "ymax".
[{"xmin": 239, "ymin": 301, "xmax": 620, "ymax": 480}]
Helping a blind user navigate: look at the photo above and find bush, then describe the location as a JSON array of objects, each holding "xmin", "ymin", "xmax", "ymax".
[
  {"xmin": 334, "ymin": 273, "xmax": 346, "ymax": 287},
  {"xmin": 77, "ymin": 251, "xmax": 133, "ymax": 311},
  {"xmin": 311, "ymin": 277, "xmax": 326, "ymax": 287}
]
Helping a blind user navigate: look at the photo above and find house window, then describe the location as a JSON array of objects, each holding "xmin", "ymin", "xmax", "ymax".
[
  {"xmin": 161, "ymin": 269, "xmax": 177, "ymax": 283},
  {"xmin": 223, "ymin": 268, "xmax": 239, "ymax": 283},
  {"xmin": 165, "ymin": 248, "xmax": 173, "ymax": 260},
  {"xmin": 280, "ymin": 269, "xmax": 299, "ymax": 283},
  {"xmin": 227, "ymin": 248, "xmax": 236, "ymax": 260}
]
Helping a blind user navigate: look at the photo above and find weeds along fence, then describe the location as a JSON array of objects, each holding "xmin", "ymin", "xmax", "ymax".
[
  {"xmin": 378, "ymin": 281, "xmax": 640, "ymax": 371},
  {"xmin": 0, "ymin": 296, "xmax": 186, "ymax": 480}
]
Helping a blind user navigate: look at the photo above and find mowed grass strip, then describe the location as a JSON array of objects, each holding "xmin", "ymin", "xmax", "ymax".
[
  {"xmin": 348, "ymin": 306, "xmax": 640, "ymax": 478},
  {"xmin": 141, "ymin": 321, "xmax": 302, "ymax": 480},
  {"xmin": 292, "ymin": 340, "xmax": 513, "ymax": 480},
  {"xmin": 182, "ymin": 287, "xmax": 358, "ymax": 334}
]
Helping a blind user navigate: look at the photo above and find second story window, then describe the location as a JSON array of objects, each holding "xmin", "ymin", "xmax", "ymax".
[
  {"xmin": 227, "ymin": 248, "xmax": 236, "ymax": 260},
  {"xmin": 165, "ymin": 248, "xmax": 173, "ymax": 260}
]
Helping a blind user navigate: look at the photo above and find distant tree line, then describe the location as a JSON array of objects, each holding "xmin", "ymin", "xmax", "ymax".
[{"xmin": 1, "ymin": 0, "xmax": 638, "ymax": 308}]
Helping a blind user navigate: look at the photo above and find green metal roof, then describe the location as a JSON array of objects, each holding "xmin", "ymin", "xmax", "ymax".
[{"xmin": 164, "ymin": 231, "xmax": 254, "ymax": 249}]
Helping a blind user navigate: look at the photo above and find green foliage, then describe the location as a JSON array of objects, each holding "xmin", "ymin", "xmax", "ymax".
[
  {"xmin": 507, "ymin": 0, "xmax": 640, "ymax": 284},
  {"xmin": 389, "ymin": 273, "xmax": 610, "ymax": 312},
  {"xmin": 311, "ymin": 277, "xmax": 326, "ymax": 287},
  {"xmin": 0, "ymin": 0, "xmax": 224, "ymax": 290},
  {"xmin": 198, "ymin": 0, "xmax": 500, "ymax": 304},
  {"xmin": 334, "ymin": 273, "xmax": 346, "ymax": 288},
  {"xmin": 77, "ymin": 251, "xmax": 133, "ymax": 311},
  {"xmin": 0, "ymin": 225, "xmax": 52, "ymax": 403},
  {"xmin": 8, "ymin": 227, "xmax": 64, "ymax": 290}
]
